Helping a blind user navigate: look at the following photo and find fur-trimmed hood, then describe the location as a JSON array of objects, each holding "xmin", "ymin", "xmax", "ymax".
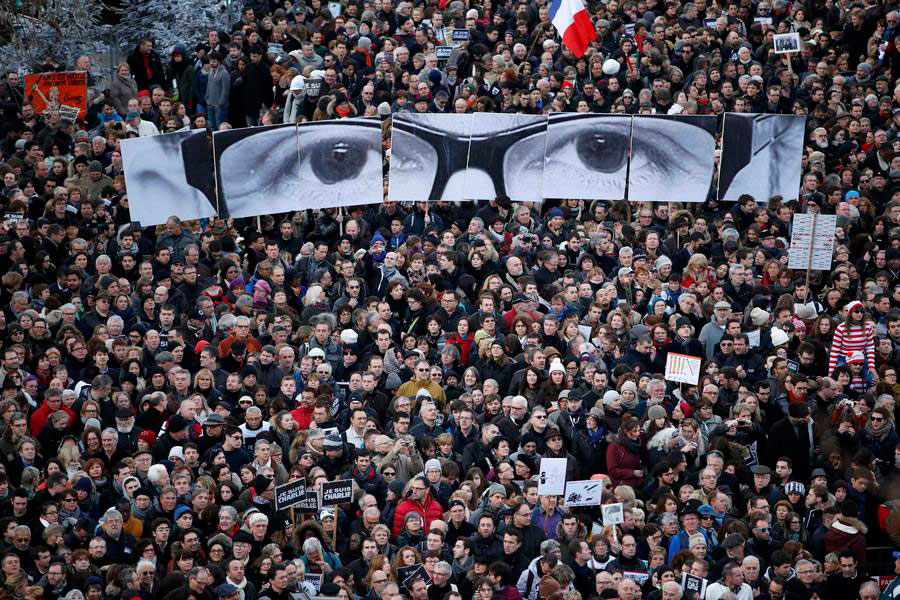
[
  {"xmin": 297, "ymin": 519, "xmax": 329, "ymax": 546},
  {"xmin": 831, "ymin": 514, "xmax": 868, "ymax": 535}
]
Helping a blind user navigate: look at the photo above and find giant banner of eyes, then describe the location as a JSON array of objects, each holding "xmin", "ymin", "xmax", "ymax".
[
  {"xmin": 296, "ymin": 119, "xmax": 383, "ymax": 208},
  {"xmin": 389, "ymin": 112, "xmax": 474, "ymax": 202},
  {"xmin": 463, "ymin": 113, "xmax": 547, "ymax": 202},
  {"xmin": 212, "ymin": 123, "xmax": 301, "ymax": 219},
  {"xmin": 120, "ymin": 129, "xmax": 217, "ymax": 226},
  {"xmin": 627, "ymin": 115, "xmax": 718, "ymax": 203},
  {"xmin": 543, "ymin": 113, "xmax": 632, "ymax": 201},
  {"xmin": 717, "ymin": 114, "xmax": 805, "ymax": 203}
]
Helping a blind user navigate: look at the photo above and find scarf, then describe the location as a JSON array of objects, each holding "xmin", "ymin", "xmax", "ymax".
[
  {"xmin": 618, "ymin": 431, "xmax": 641, "ymax": 453},
  {"xmin": 357, "ymin": 47, "xmax": 372, "ymax": 67},
  {"xmin": 452, "ymin": 555, "xmax": 474, "ymax": 579},
  {"xmin": 226, "ymin": 577, "xmax": 248, "ymax": 600},
  {"xmin": 380, "ymin": 264, "xmax": 398, "ymax": 279},
  {"xmin": 131, "ymin": 499, "xmax": 153, "ymax": 521},
  {"xmin": 865, "ymin": 417, "xmax": 891, "ymax": 441},
  {"xmin": 620, "ymin": 393, "xmax": 639, "ymax": 411},
  {"xmin": 142, "ymin": 52, "xmax": 153, "ymax": 81}
]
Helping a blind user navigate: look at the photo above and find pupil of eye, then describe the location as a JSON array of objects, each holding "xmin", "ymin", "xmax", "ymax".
[
  {"xmin": 577, "ymin": 133, "xmax": 626, "ymax": 172},
  {"xmin": 311, "ymin": 141, "xmax": 365, "ymax": 183}
]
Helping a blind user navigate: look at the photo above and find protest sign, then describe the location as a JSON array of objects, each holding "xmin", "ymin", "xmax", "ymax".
[
  {"xmin": 321, "ymin": 480, "xmax": 353, "ymax": 505},
  {"xmin": 538, "ymin": 458, "xmax": 567, "ymax": 495},
  {"xmin": 304, "ymin": 573, "xmax": 323, "ymax": 592},
  {"xmin": 296, "ymin": 489, "xmax": 320, "ymax": 513},
  {"xmin": 398, "ymin": 565, "xmax": 431, "ymax": 590},
  {"xmin": 774, "ymin": 32, "xmax": 800, "ymax": 53},
  {"xmin": 788, "ymin": 213, "xmax": 836, "ymax": 272},
  {"xmin": 563, "ymin": 480, "xmax": 604, "ymax": 507},
  {"xmin": 665, "ymin": 352, "xmax": 701, "ymax": 385},
  {"xmin": 602, "ymin": 502, "xmax": 625, "ymax": 525},
  {"xmin": 274, "ymin": 478, "xmax": 307, "ymax": 511},
  {"xmin": 624, "ymin": 572, "xmax": 650, "ymax": 585},
  {"xmin": 25, "ymin": 71, "xmax": 88, "ymax": 120},
  {"xmin": 681, "ymin": 573, "xmax": 708, "ymax": 598}
]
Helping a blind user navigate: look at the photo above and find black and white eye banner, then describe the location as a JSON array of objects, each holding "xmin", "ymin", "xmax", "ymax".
[
  {"xmin": 389, "ymin": 112, "xmax": 473, "ymax": 202},
  {"xmin": 120, "ymin": 129, "xmax": 217, "ymax": 226},
  {"xmin": 121, "ymin": 113, "xmax": 805, "ymax": 224},
  {"xmin": 212, "ymin": 123, "xmax": 301, "ymax": 219},
  {"xmin": 543, "ymin": 113, "xmax": 632, "ymax": 201},
  {"xmin": 717, "ymin": 114, "xmax": 805, "ymax": 203},
  {"xmin": 627, "ymin": 114, "xmax": 718, "ymax": 203}
]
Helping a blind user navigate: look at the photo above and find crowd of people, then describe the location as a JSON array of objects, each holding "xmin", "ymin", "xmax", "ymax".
[{"xmin": 1, "ymin": 0, "xmax": 900, "ymax": 599}]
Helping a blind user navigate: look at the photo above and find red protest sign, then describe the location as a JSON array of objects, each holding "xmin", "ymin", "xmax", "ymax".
[{"xmin": 25, "ymin": 71, "xmax": 88, "ymax": 121}]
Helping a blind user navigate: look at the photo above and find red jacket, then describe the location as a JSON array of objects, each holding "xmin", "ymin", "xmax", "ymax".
[
  {"xmin": 29, "ymin": 402, "xmax": 75, "ymax": 437},
  {"xmin": 291, "ymin": 405, "xmax": 314, "ymax": 429},
  {"xmin": 445, "ymin": 333, "xmax": 475, "ymax": 365},
  {"xmin": 606, "ymin": 437, "xmax": 644, "ymax": 488},
  {"xmin": 391, "ymin": 492, "xmax": 444, "ymax": 539}
]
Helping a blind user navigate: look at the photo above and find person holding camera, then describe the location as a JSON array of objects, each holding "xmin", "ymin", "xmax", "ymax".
[{"xmin": 706, "ymin": 400, "xmax": 767, "ymax": 465}]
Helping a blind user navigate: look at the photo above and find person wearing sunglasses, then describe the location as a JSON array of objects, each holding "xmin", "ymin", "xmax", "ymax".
[{"xmin": 857, "ymin": 406, "xmax": 897, "ymax": 475}]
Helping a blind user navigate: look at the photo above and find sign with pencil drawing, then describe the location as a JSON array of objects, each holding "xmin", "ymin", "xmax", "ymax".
[
  {"xmin": 563, "ymin": 480, "xmax": 604, "ymax": 507},
  {"xmin": 602, "ymin": 502, "xmax": 625, "ymax": 525}
]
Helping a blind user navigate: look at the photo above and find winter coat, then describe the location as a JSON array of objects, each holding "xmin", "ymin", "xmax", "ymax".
[
  {"xmin": 110, "ymin": 75, "xmax": 139, "ymax": 116},
  {"xmin": 856, "ymin": 426, "xmax": 899, "ymax": 474},
  {"xmin": 373, "ymin": 447, "xmax": 425, "ymax": 482},
  {"xmin": 825, "ymin": 515, "xmax": 868, "ymax": 570},
  {"xmin": 469, "ymin": 532, "xmax": 503, "ymax": 563},
  {"xmin": 169, "ymin": 60, "xmax": 195, "ymax": 109},
  {"xmin": 126, "ymin": 47, "xmax": 167, "ymax": 91},
  {"xmin": 241, "ymin": 60, "xmax": 274, "ymax": 117},
  {"xmin": 391, "ymin": 492, "xmax": 444, "ymax": 538},
  {"xmin": 343, "ymin": 463, "xmax": 388, "ymax": 505},
  {"xmin": 768, "ymin": 415, "xmax": 817, "ymax": 481},
  {"xmin": 606, "ymin": 434, "xmax": 644, "ymax": 487}
]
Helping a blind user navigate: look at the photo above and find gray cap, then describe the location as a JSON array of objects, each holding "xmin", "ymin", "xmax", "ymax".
[{"xmin": 205, "ymin": 413, "xmax": 226, "ymax": 426}]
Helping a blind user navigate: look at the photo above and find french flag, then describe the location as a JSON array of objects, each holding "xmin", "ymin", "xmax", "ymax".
[{"xmin": 549, "ymin": 0, "xmax": 595, "ymax": 58}]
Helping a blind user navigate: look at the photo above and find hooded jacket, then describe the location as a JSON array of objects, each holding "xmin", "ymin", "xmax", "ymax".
[
  {"xmin": 824, "ymin": 515, "xmax": 868, "ymax": 570},
  {"xmin": 391, "ymin": 490, "xmax": 444, "ymax": 538}
]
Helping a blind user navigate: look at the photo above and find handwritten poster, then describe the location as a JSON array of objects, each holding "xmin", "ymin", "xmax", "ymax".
[
  {"xmin": 25, "ymin": 71, "xmax": 88, "ymax": 120},
  {"xmin": 788, "ymin": 213, "xmax": 836, "ymax": 271}
]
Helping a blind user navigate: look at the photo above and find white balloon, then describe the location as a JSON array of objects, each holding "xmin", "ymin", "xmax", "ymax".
[{"xmin": 602, "ymin": 59, "xmax": 621, "ymax": 75}]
